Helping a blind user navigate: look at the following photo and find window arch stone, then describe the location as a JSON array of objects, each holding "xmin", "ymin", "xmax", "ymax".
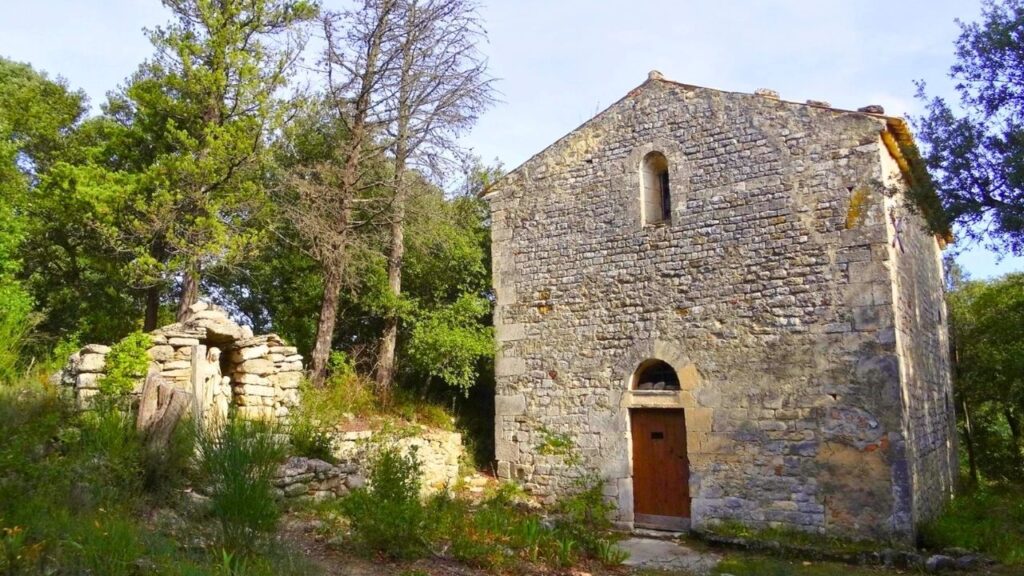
[{"xmin": 641, "ymin": 152, "xmax": 671, "ymax": 225}]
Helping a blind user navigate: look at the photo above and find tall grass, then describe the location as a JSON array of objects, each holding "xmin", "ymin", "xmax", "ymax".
[
  {"xmin": 195, "ymin": 417, "xmax": 287, "ymax": 555},
  {"xmin": 920, "ymin": 484, "xmax": 1024, "ymax": 565}
]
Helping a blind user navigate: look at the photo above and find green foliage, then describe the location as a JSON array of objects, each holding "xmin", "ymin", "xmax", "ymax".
[
  {"xmin": 97, "ymin": 331, "xmax": 151, "ymax": 399},
  {"xmin": 340, "ymin": 440, "xmax": 426, "ymax": 559},
  {"xmin": 948, "ymin": 273, "xmax": 1024, "ymax": 479},
  {"xmin": 195, "ymin": 417, "xmax": 287, "ymax": 555},
  {"xmin": 920, "ymin": 484, "xmax": 1024, "ymax": 565},
  {"xmin": 405, "ymin": 293, "xmax": 493, "ymax": 395},
  {"xmin": 288, "ymin": 418, "xmax": 335, "ymax": 463},
  {"xmin": 0, "ymin": 282, "xmax": 35, "ymax": 384},
  {"xmin": 915, "ymin": 0, "xmax": 1024, "ymax": 253}
]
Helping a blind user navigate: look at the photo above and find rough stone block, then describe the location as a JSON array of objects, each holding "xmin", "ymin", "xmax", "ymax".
[
  {"xmin": 78, "ymin": 353, "xmax": 106, "ymax": 373},
  {"xmin": 231, "ymin": 344, "xmax": 269, "ymax": 362},
  {"xmin": 495, "ymin": 394, "xmax": 527, "ymax": 416},
  {"xmin": 237, "ymin": 358, "xmax": 275, "ymax": 376},
  {"xmin": 147, "ymin": 345, "xmax": 174, "ymax": 362}
]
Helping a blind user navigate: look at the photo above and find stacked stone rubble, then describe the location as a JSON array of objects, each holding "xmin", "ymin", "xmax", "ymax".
[
  {"xmin": 60, "ymin": 300, "xmax": 303, "ymax": 422},
  {"xmin": 272, "ymin": 456, "xmax": 361, "ymax": 501}
]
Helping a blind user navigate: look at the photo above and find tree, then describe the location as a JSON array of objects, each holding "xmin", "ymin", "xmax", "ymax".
[
  {"xmin": 916, "ymin": 0, "xmax": 1024, "ymax": 254},
  {"xmin": 948, "ymin": 273, "xmax": 1024, "ymax": 480},
  {"xmin": 116, "ymin": 0, "xmax": 317, "ymax": 323},
  {"xmin": 374, "ymin": 0, "xmax": 495, "ymax": 397},
  {"xmin": 274, "ymin": 90, "xmax": 393, "ymax": 385}
]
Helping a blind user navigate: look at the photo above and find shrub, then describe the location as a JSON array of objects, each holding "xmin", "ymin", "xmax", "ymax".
[
  {"xmin": 196, "ymin": 418, "xmax": 287, "ymax": 555},
  {"xmin": 288, "ymin": 418, "xmax": 334, "ymax": 462},
  {"xmin": 97, "ymin": 331, "xmax": 151, "ymax": 399},
  {"xmin": 340, "ymin": 440, "xmax": 426, "ymax": 559}
]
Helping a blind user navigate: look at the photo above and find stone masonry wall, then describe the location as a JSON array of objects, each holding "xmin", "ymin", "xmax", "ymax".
[
  {"xmin": 881, "ymin": 149, "xmax": 958, "ymax": 526},
  {"xmin": 60, "ymin": 301, "xmax": 302, "ymax": 422},
  {"xmin": 486, "ymin": 77, "xmax": 952, "ymax": 542}
]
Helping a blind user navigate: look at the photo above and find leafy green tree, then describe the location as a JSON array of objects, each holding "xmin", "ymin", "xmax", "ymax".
[
  {"xmin": 948, "ymin": 273, "xmax": 1024, "ymax": 480},
  {"xmin": 0, "ymin": 57, "xmax": 105, "ymax": 363},
  {"xmin": 916, "ymin": 0, "xmax": 1024, "ymax": 253},
  {"xmin": 113, "ymin": 0, "xmax": 317, "ymax": 322}
]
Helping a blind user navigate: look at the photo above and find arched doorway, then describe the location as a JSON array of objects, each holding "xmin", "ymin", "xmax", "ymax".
[{"xmin": 630, "ymin": 359, "xmax": 690, "ymax": 530}]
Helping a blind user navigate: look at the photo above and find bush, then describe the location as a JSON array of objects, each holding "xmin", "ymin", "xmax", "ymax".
[
  {"xmin": 288, "ymin": 418, "xmax": 334, "ymax": 462},
  {"xmin": 340, "ymin": 440, "xmax": 426, "ymax": 559},
  {"xmin": 97, "ymin": 331, "xmax": 151, "ymax": 399},
  {"xmin": 196, "ymin": 418, "xmax": 287, "ymax": 555}
]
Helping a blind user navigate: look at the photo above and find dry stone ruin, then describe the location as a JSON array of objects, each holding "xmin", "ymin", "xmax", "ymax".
[
  {"xmin": 58, "ymin": 300, "xmax": 466, "ymax": 496},
  {"xmin": 60, "ymin": 301, "xmax": 303, "ymax": 423},
  {"xmin": 485, "ymin": 72, "xmax": 957, "ymax": 543}
]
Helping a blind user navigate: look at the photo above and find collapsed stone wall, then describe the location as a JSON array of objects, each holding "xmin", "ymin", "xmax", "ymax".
[
  {"xmin": 273, "ymin": 456, "xmax": 361, "ymax": 501},
  {"xmin": 272, "ymin": 428, "xmax": 464, "ymax": 501},
  {"xmin": 332, "ymin": 429, "xmax": 463, "ymax": 495},
  {"xmin": 486, "ymin": 77, "xmax": 954, "ymax": 542},
  {"xmin": 60, "ymin": 301, "xmax": 302, "ymax": 421}
]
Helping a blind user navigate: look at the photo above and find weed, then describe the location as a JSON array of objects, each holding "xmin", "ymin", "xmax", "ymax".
[
  {"xmin": 553, "ymin": 533, "xmax": 577, "ymax": 567},
  {"xmin": 594, "ymin": 537, "xmax": 630, "ymax": 566}
]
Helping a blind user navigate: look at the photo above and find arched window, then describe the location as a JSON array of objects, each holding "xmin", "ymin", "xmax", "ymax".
[
  {"xmin": 641, "ymin": 152, "xmax": 671, "ymax": 225},
  {"xmin": 633, "ymin": 359, "xmax": 680, "ymax": 391}
]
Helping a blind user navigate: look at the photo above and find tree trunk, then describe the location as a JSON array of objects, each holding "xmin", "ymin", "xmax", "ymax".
[
  {"xmin": 144, "ymin": 285, "xmax": 161, "ymax": 332},
  {"xmin": 375, "ymin": 2, "xmax": 415, "ymax": 401},
  {"xmin": 176, "ymin": 266, "xmax": 200, "ymax": 322},
  {"xmin": 375, "ymin": 181, "xmax": 405, "ymax": 402},
  {"xmin": 962, "ymin": 398, "xmax": 979, "ymax": 486},
  {"xmin": 309, "ymin": 264, "xmax": 344, "ymax": 387},
  {"xmin": 1006, "ymin": 407, "xmax": 1024, "ymax": 471}
]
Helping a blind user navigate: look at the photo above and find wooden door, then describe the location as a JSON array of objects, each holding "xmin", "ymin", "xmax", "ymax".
[{"xmin": 631, "ymin": 409, "xmax": 690, "ymax": 529}]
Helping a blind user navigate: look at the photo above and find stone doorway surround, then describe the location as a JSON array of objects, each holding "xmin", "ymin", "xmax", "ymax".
[{"xmin": 616, "ymin": 344, "xmax": 709, "ymax": 532}]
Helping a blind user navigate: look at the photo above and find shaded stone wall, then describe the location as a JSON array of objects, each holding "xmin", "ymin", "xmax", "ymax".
[
  {"xmin": 881, "ymin": 149, "xmax": 958, "ymax": 527},
  {"xmin": 486, "ymin": 77, "xmax": 952, "ymax": 542},
  {"xmin": 60, "ymin": 302, "xmax": 302, "ymax": 422}
]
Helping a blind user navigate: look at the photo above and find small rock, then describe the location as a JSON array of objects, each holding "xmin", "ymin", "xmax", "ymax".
[
  {"xmin": 82, "ymin": 344, "xmax": 111, "ymax": 354},
  {"xmin": 188, "ymin": 300, "xmax": 210, "ymax": 314},
  {"xmin": 858, "ymin": 104, "xmax": 886, "ymax": 114},
  {"xmin": 346, "ymin": 474, "xmax": 366, "ymax": 490},
  {"xmin": 925, "ymin": 554, "xmax": 955, "ymax": 573}
]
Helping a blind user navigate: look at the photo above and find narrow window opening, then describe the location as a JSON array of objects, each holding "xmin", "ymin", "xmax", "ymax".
[{"xmin": 641, "ymin": 152, "xmax": 671, "ymax": 225}]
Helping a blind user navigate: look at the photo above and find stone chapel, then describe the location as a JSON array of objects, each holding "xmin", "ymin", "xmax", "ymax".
[{"xmin": 483, "ymin": 72, "xmax": 957, "ymax": 542}]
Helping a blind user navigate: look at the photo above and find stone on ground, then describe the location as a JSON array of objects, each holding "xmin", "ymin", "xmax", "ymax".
[{"xmin": 619, "ymin": 537, "xmax": 720, "ymax": 574}]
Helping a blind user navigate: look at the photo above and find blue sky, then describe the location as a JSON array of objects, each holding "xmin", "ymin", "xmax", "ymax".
[{"xmin": 2, "ymin": 0, "xmax": 1020, "ymax": 279}]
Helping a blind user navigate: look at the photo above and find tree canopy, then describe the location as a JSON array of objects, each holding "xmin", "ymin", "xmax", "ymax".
[{"xmin": 916, "ymin": 0, "xmax": 1024, "ymax": 254}]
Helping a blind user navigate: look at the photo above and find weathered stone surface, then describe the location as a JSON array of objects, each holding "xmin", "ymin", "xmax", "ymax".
[
  {"xmin": 147, "ymin": 345, "xmax": 174, "ymax": 362},
  {"xmin": 76, "ymin": 373, "xmax": 100, "ymax": 389},
  {"xmin": 237, "ymin": 358, "xmax": 275, "ymax": 376},
  {"xmin": 233, "ymin": 372, "xmax": 269, "ymax": 386},
  {"xmin": 485, "ymin": 75, "xmax": 955, "ymax": 543},
  {"xmin": 270, "ymin": 371, "xmax": 302, "ymax": 389},
  {"xmin": 78, "ymin": 354, "xmax": 106, "ymax": 373},
  {"xmin": 168, "ymin": 337, "xmax": 201, "ymax": 347},
  {"xmin": 231, "ymin": 344, "xmax": 269, "ymax": 362},
  {"xmin": 82, "ymin": 344, "xmax": 111, "ymax": 354}
]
